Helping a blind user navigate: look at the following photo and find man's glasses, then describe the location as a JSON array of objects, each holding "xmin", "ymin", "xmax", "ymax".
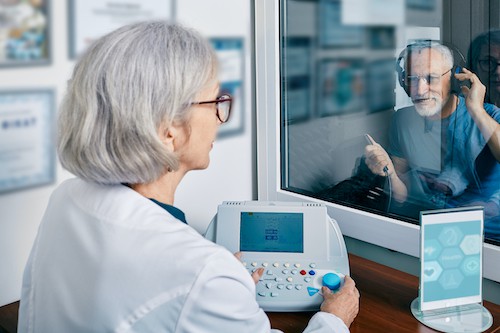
[
  {"xmin": 406, "ymin": 68, "xmax": 452, "ymax": 87},
  {"xmin": 191, "ymin": 94, "xmax": 232, "ymax": 123},
  {"xmin": 478, "ymin": 57, "xmax": 500, "ymax": 73}
]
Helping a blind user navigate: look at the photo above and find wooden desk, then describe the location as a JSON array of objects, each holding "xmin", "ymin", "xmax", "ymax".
[
  {"xmin": 1, "ymin": 254, "xmax": 499, "ymax": 333},
  {"xmin": 267, "ymin": 254, "xmax": 500, "ymax": 333}
]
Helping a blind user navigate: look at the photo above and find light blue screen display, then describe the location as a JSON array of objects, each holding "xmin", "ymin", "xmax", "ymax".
[
  {"xmin": 422, "ymin": 220, "xmax": 482, "ymax": 302},
  {"xmin": 240, "ymin": 212, "xmax": 304, "ymax": 253}
]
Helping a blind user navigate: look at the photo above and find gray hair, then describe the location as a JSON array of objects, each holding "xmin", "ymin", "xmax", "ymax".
[
  {"xmin": 58, "ymin": 21, "xmax": 218, "ymax": 184},
  {"xmin": 404, "ymin": 40, "xmax": 454, "ymax": 72}
]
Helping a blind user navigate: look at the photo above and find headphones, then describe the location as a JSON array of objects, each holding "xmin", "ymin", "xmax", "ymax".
[{"xmin": 396, "ymin": 40, "xmax": 467, "ymax": 96}]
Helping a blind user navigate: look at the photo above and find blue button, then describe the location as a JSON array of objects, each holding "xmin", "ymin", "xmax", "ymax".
[
  {"xmin": 309, "ymin": 270, "xmax": 316, "ymax": 276},
  {"xmin": 322, "ymin": 273, "xmax": 341, "ymax": 291},
  {"xmin": 307, "ymin": 287, "xmax": 320, "ymax": 296}
]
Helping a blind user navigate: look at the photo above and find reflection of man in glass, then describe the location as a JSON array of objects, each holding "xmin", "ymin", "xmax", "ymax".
[
  {"xmin": 468, "ymin": 30, "xmax": 500, "ymax": 107},
  {"xmin": 364, "ymin": 41, "xmax": 500, "ymax": 240}
]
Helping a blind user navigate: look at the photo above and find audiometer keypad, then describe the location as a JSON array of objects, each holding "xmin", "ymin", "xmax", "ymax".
[{"xmin": 243, "ymin": 260, "xmax": 344, "ymax": 300}]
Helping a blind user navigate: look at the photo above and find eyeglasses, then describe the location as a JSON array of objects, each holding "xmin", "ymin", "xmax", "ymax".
[
  {"xmin": 191, "ymin": 94, "xmax": 232, "ymax": 123},
  {"xmin": 478, "ymin": 57, "xmax": 500, "ymax": 73},
  {"xmin": 406, "ymin": 68, "xmax": 452, "ymax": 86}
]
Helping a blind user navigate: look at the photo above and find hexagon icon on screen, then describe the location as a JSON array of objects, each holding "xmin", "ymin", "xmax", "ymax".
[
  {"xmin": 438, "ymin": 248, "xmax": 464, "ymax": 269},
  {"xmin": 438, "ymin": 226, "xmax": 463, "ymax": 247},
  {"xmin": 423, "ymin": 261, "xmax": 442, "ymax": 282},
  {"xmin": 439, "ymin": 269, "xmax": 464, "ymax": 290},
  {"xmin": 461, "ymin": 256, "xmax": 481, "ymax": 276},
  {"xmin": 460, "ymin": 235, "xmax": 481, "ymax": 255},
  {"xmin": 423, "ymin": 239, "xmax": 442, "ymax": 261}
]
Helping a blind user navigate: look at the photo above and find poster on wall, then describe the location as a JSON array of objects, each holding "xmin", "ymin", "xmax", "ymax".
[
  {"xmin": 317, "ymin": 59, "xmax": 365, "ymax": 116},
  {"xmin": 0, "ymin": 90, "xmax": 55, "ymax": 193},
  {"xmin": 210, "ymin": 38, "xmax": 244, "ymax": 138},
  {"xmin": 68, "ymin": 0, "xmax": 173, "ymax": 58},
  {"xmin": 0, "ymin": 0, "xmax": 50, "ymax": 67}
]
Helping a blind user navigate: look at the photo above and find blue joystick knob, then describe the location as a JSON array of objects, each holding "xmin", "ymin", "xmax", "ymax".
[{"xmin": 322, "ymin": 273, "xmax": 341, "ymax": 291}]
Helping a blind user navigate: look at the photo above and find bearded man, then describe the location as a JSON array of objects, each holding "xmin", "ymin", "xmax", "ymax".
[{"xmin": 363, "ymin": 41, "xmax": 500, "ymax": 237}]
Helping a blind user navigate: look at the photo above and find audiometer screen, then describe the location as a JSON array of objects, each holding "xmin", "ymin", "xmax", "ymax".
[{"xmin": 239, "ymin": 212, "xmax": 304, "ymax": 253}]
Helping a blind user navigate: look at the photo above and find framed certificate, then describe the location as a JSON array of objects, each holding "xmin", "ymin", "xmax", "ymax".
[
  {"xmin": 0, "ymin": 0, "xmax": 51, "ymax": 67},
  {"xmin": 68, "ymin": 0, "xmax": 173, "ymax": 58},
  {"xmin": 0, "ymin": 90, "xmax": 55, "ymax": 193},
  {"xmin": 210, "ymin": 38, "xmax": 245, "ymax": 138}
]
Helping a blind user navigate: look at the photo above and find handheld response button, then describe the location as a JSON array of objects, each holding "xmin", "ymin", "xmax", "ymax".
[{"xmin": 322, "ymin": 272, "xmax": 341, "ymax": 291}]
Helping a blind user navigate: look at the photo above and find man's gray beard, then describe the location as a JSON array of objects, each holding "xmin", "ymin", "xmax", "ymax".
[{"xmin": 413, "ymin": 96, "xmax": 445, "ymax": 117}]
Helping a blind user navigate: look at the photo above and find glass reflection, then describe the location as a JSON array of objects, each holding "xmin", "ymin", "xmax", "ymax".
[{"xmin": 280, "ymin": 0, "xmax": 500, "ymax": 244}]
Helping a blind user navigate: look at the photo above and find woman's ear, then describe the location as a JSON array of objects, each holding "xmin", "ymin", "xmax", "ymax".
[{"xmin": 160, "ymin": 123, "xmax": 185, "ymax": 153}]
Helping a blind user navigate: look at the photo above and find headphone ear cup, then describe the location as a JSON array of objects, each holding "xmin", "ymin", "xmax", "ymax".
[
  {"xmin": 450, "ymin": 65, "xmax": 462, "ymax": 95},
  {"xmin": 396, "ymin": 56, "xmax": 410, "ymax": 96}
]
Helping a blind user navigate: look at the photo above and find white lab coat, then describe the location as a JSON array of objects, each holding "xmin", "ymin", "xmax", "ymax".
[{"xmin": 18, "ymin": 178, "xmax": 348, "ymax": 333}]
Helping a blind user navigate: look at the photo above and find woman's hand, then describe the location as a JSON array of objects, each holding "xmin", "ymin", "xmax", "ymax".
[
  {"xmin": 320, "ymin": 276, "xmax": 360, "ymax": 328},
  {"xmin": 234, "ymin": 252, "xmax": 264, "ymax": 284}
]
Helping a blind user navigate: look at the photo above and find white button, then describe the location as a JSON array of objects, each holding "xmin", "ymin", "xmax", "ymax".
[
  {"xmin": 295, "ymin": 285, "xmax": 302, "ymax": 290},
  {"xmin": 275, "ymin": 277, "xmax": 282, "ymax": 282},
  {"xmin": 277, "ymin": 284, "xmax": 284, "ymax": 289},
  {"xmin": 291, "ymin": 269, "xmax": 298, "ymax": 275},
  {"xmin": 282, "ymin": 269, "xmax": 289, "ymax": 274},
  {"xmin": 284, "ymin": 263, "xmax": 290, "ymax": 268},
  {"xmin": 266, "ymin": 283, "xmax": 273, "ymax": 289},
  {"xmin": 251, "ymin": 262, "xmax": 257, "ymax": 267},
  {"xmin": 266, "ymin": 270, "xmax": 273, "ymax": 275},
  {"xmin": 294, "ymin": 263, "xmax": 301, "ymax": 268},
  {"xmin": 304, "ymin": 277, "xmax": 311, "ymax": 283},
  {"xmin": 286, "ymin": 285, "xmax": 293, "ymax": 290},
  {"xmin": 309, "ymin": 263, "xmax": 316, "ymax": 268},
  {"xmin": 271, "ymin": 292, "xmax": 279, "ymax": 297},
  {"xmin": 262, "ymin": 262, "xmax": 268, "ymax": 267},
  {"xmin": 258, "ymin": 292, "xmax": 266, "ymax": 297},
  {"xmin": 286, "ymin": 277, "xmax": 293, "ymax": 282},
  {"xmin": 273, "ymin": 262, "xmax": 279, "ymax": 267}
]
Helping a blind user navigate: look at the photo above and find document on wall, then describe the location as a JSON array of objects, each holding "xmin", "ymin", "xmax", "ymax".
[
  {"xmin": 69, "ymin": 0, "xmax": 173, "ymax": 58},
  {"xmin": 211, "ymin": 38, "xmax": 245, "ymax": 137},
  {"xmin": 0, "ymin": 90, "xmax": 55, "ymax": 193}
]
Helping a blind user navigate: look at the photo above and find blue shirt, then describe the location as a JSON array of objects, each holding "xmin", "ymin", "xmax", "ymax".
[
  {"xmin": 149, "ymin": 198, "xmax": 188, "ymax": 224},
  {"xmin": 389, "ymin": 96, "xmax": 500, "ymax": 213}
]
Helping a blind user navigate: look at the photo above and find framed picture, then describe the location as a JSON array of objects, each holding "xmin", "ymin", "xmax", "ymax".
[
  {"xmin": 318, "ymin": 0, "xmax": 365, "ymax": 48},
  {"xmin": 0, "ymin": 89, "xmax": 55, "ymax": 193},
  {"xmin": 210, "ymin": 37, "xmax": 245, "ymax": 138},
  {"xmin": 317, "ymin": 59, "xmax": 366, "ymax": 116},
  {"xmin": 407, "ymin": 0, "xmax": 436, "ymax": 10},
  {"xmin": 68, "ymin": 0, "xmax": 173, "ymax": 59},
  {"xmin": 0, "ymin": 0, "xmax": 51, "ymax": 67},
  {"xmin": 366, "ymin": 59, "xmax": 396, "ymax": 112},
  {"xmin": 283, "ymin": 37, "xmax": 312, "ymax": 122}
]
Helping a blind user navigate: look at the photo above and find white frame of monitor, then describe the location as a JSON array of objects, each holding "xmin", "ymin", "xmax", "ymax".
[{"xmin": 253, "ymin": 0, "xmax": 500, "ymax": 283}]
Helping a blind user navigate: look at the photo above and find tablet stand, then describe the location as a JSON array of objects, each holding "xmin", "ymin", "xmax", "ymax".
[{"xmin": 410, "ymin": 298, "xmax": 493, "ymax": 332}]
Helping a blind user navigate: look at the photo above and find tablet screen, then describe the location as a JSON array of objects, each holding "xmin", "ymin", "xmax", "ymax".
[{"xmin": 419, "ymin": 208, "xmax": 483, "ymax": 311}]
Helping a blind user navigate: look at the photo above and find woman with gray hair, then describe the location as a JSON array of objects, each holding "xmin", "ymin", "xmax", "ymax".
[{"xmin": 17, "ymin": 21, "xmax": 359, "ymax": 333}]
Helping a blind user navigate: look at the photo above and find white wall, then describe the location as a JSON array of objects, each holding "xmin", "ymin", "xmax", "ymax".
[{"xmin": 0, "ymin": 0, "xmax": 254, "ymax": 306}]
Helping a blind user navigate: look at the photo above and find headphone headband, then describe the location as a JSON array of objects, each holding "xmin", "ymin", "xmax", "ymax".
[{"xmin": 396, "ymin": 40, "xmax": 466, "ymax": 96}]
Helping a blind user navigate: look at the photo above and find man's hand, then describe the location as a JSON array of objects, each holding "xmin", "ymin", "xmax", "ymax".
[
  {"xmin": 320, "ymin": 276, "xmax": 360, "ymax": 328},
  {"xmin": 456, "ymin": 67, "xmax": 487, "ymax": 114},
  {"xmin": 364, "ymin": 134, "xmax": 395, "ymax": 177},
  {"xmin": 234, "ymin": 252, "xmax": 264, "ymax": 284}
]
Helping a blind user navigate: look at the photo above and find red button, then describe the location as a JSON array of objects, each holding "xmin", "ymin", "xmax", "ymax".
[{"xmin": 300, "ymin": 270, "xmax": 307, "ymax": 275}]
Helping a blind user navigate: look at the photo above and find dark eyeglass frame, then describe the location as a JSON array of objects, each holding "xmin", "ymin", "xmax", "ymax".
[
  {"xmin": 191, "ymin": 94, "xmax": 232, "ymax": 123},
  {"xmin": 478, "ymin": 57, "xmax": 500, "ymax": 73},
  {"xmin": 406, "ymin": 68, "xmax": 452, "ymax": 87}
]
